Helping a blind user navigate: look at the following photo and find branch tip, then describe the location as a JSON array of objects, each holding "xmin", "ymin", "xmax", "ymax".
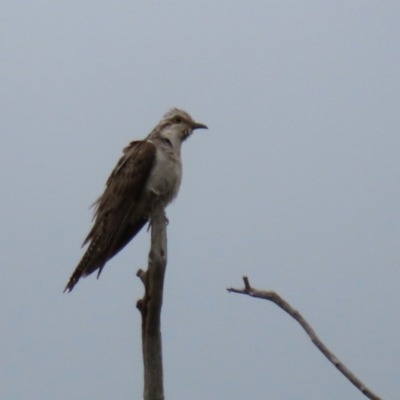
[
  {"xmin": 243, "ymin": 276, "xmax": 251, "ymax": 291},
  {"xmin": 136, "ymin": 268, "xmax": 147, "ymax": 285},
  {"xmin": 136, "ymin": 299, "xmax": 144, "ymax": 312}
]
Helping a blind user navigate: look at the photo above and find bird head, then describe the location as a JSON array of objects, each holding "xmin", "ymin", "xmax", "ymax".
[{"xmin": 156, "ymin": 108, "xmax": 208, "ymax": 143}]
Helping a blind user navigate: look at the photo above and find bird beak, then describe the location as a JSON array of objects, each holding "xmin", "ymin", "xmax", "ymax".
[{"xmin": 192, "ymin": 122, "xmax": 208, "ymax": 130}]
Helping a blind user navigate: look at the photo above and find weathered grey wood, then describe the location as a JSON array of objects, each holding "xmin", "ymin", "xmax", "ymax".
[
  {"xmin": 228, "ymin": 276, "xmax": 382, "ymax": 400},
  {"xmin": 137, "ymin": 206, "xmax": 167, "ymax": 400}
]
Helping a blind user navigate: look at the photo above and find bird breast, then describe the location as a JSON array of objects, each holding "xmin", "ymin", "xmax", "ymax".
[{"xmin": 145, "ymin": 143, "xmax": 182, "ymax": 208}]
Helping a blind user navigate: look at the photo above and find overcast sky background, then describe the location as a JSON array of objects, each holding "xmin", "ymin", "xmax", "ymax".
[{"xmin": 1, "ymin": 1, "xmax": 399, "ymax": 399}]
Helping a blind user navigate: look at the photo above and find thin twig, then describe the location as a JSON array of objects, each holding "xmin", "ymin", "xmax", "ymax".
[
  {"xmin": 227, "ymin": 276, "xmax": 382, "ymax": 400},
  {"xmin": 136, "ymin": 207, "xmax": 167, "ymax": 400}
]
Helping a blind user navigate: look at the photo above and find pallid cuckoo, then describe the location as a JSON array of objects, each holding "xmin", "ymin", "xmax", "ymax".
[{"xmin": 64, "ymin": 109, "xmax": 207, "ymax": 292}]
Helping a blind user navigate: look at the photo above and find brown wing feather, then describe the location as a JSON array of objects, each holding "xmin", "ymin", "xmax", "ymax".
[
  {"xmin": 83, "ymin": 140, "xmax": 144, "ymax": 245},
  {"xmin": 64, "ymin": 140, "xmax": 156, "ymax": 292}
]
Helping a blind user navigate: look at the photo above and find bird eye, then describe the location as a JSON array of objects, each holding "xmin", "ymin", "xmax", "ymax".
[{"xmin": 174, "ymin": 116, "xmax": 183, "ymax": 123}]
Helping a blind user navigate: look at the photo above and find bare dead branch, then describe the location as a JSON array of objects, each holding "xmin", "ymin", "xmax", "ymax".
[
  {"xmin": 137, "ymin": 207, "xmax": 167, "ymax": 400},
  {"xmin": 227, "ymin": 276, "xmax": 382, "ymax": 400}
]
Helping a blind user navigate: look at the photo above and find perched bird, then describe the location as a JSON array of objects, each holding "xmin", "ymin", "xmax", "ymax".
[{"xmin": 64, "ymin": 108, "xmax": 207, "ymax": 292}]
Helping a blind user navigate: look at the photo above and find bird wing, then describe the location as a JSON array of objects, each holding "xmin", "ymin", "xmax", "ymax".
[
  {"xmin": 64, "ymin": 140, "xmax": 156, "ymax": 292},
  {"xmin": 84, "ymin": 140, "xmax": 154, "ymax": 242}
]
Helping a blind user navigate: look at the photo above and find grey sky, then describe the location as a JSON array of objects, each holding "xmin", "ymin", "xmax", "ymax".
[{"xmin": 1, "ymin": 1, "xmax": 399, "ymax": 399}]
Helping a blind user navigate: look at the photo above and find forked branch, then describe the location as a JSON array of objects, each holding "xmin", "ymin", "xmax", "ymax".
[{"xmin": 227, "ymin": 276, "xmax": 381, "ymax": 400}]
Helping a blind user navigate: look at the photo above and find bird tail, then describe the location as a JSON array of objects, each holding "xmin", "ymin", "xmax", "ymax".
[
  {"xmin": 63, "ymin": 235, "xmax": 104, "ymax": 293},
  {"xmin": 64, "ymin": 218, "xmax": 148, "ymax": 293}
]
